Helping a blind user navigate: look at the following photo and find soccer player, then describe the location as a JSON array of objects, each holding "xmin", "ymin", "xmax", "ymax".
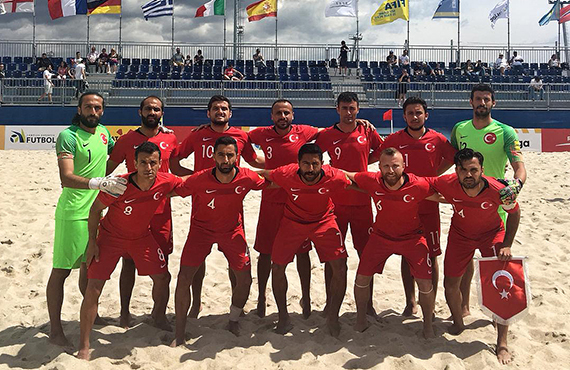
[
  {"xmin": 106, "ymin": 96, "xmax": 180, "ymax": 328},
  {"xmin": 428, "ymin": 148, "xmax": 521, "ymax": 364},
  {"xmin": 380, "ymin": 96, "xmax": 456, "ymax": 316},
  {"xmin": 315, "ymin": 91, "xmax": 383, "ymax": 317},
  {"xmin": 171, "ymin": 136, "xmax": 267, "ymax": 345},
  {"xmin": 258, "ymin": 143, "xmax": 351, "ymax": 337},
  {"xmin": 170, "ymin": 95, "xmax": 265, "ymax": 319},
  {"xmin": 248, "ymin": 99, "xmax": 319, "ymax": 318},
  {"xmin": 346, "ymin": 147, "xmax": 439, "ymax": 338},
  {"xmin": 450, "ymin": 84, "xmax": 526, "ymax": 317},
  {"xmin": 47, "ymin": 92, "xmax": 127, "ymax": 347}
]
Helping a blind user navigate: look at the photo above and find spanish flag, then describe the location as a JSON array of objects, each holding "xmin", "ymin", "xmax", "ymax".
[
  {"xmin": 246, "ymin": 0, "xmax": 276, "ymax": 22},
  {"xmin": 371, "ymin": 0, "xmax": 408, "ymax": 26},
  {"xmin": 88, "ymin": 0, "xmax": 121, "ymax": 15}
]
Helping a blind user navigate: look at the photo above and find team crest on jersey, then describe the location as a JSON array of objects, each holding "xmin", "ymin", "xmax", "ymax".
[
  {"xmin": 159, "ymin": 142, "xmax": 168, "ymax": 150},
  {"xmin": 235, "ymin": 186, "xmax": 246, "ymax": 194},
  {"xmin": 403, "ymin": 194, "xmax": 415, "ymax": 203},
  {"xmin": 318, "ymin": 187, "xmax": 330, "ymax": 194},
  {"xmin": 100, "ymin": 133, "xmax": 108, "ymax": 145},
  {"xmin": 425, "ymin": 142, "xmax": 436, "ymax": 152},
  {"xmin": 481, "ymin": 201, "xmax": 493, "ymax": 209},
  {"xmin": 153, "ymin": 192, "xmax": 163, "ymax": 200},
  {"xmin": 289, "ymin": 134, "xmax": 299, "ymax": 143},
  {"xmin": 484, "ymin": 133, "xmax": 497, "ymax": 144},
  {"xmin": 356, "ymin": 135, "xmax": 367, "ymax": 144}
]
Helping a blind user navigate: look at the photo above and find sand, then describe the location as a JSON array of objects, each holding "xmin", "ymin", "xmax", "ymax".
[{"xmin": 0, "ymin": 150, "xmax": 569, "ymax": 370}]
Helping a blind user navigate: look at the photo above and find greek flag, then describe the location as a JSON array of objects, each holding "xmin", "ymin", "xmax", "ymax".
[{"xmin": 142, "ymin": 0, "xmax": 173, "ymax": 20}]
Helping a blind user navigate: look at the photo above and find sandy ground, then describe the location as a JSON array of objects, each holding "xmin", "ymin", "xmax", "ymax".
[{"xmin": 0, "ymin": 150, "xmax": 569, "ymax": 369}]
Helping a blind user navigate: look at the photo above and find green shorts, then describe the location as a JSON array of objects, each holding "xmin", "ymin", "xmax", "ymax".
[{"xmin": 53, "ymin": 218, "xmax": 89, "ymax": 269}]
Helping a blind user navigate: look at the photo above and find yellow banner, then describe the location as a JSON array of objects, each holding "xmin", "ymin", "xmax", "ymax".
[
  {"xmin": 107, "ymin": 126, "xmax": 138, "ymax": 143},
  {"xmin": 371, "ymin": 0, "xmax": 409, "ymax": 26}
]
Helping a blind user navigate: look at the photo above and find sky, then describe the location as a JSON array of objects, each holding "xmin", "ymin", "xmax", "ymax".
[{"xmin": 0, "ymin": 0, "xmax": 567, "ymax": 48}]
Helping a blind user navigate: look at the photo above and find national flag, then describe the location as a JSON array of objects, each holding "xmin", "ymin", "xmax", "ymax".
[
  {"xmin": 432, "ymin": 0, "xmax": 459, "ymax": 19},
  {"xmin": 0, "ymin": 0, "xmax": 33, "ymax": 14},
  {"xmin": 476, "ymin": 257, "xmax": 531, "ymax": 325},
  {"xmin": 489, "ymin": 0, "xmax": 508, "ymax": 29},
  {"xmin": 87, "ymin": 0, "xmax": 120, "ymax": 15},
  {"xmin": 383, "ymin": 109, "xmax": 393, "ymax": 121},
  {"xmin": 560, "ymin": 4, "xmax": 570, "ymax": 24},
  {"xmin": 48, "ymin": 0, "xmax": 86, "ymax": 19},
  {"xmin": 195, "ymin": 0, "xmax": 224, "ymax": 17},
  {"xmin": 371, "ymin": 0, "xmax": 408, "ymax": 26},
  {"xmin": 539, "ymin": 0, "xmax": 559, "ymax": 26},
  {"xmin": 246, "ymin": 0, "xmax": 276, "ymax": 22},
  {"xmin": 142, "ymin": 0, "xmax": 173, "ymax": 20},
  {"xmin": 325, "ymin": 0, "xmax": 356, "ymax": 18}
]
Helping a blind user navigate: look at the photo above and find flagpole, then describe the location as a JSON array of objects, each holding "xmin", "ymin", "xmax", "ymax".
[
  {"xmin": 87, "ymin": 16, "xmax": 90, "ymax": 55},
  {"xmin": 457, "ymin": 0, "xmax": 461, "ymax": 65},
  {"xmin": 558, "ymin": 2, "xmax": 562, "ymax": 58},
  {"xmin": 223, "ymin": 11, "xmax": 227, "ymax": 63},
  {"xmin": 390, "ymin": 117, "xmax": 393, "ymax": 134},
  {"xmin": 171, "ymin": 9, "xmax": 175, "ymax": 53},
  {"xmin": 274, "ymin": 1, "xmax": 278, "ymax": 63},
  {"xmin": 356, "ymin": 0, "xmax": 359, "ymax": 64},
  {"xmin": 32, "ymin": 5, "xmax": 36, "ymax": 58},
  {"xmin": 119, "ymin": 14, "xmax": 123, "ymax": 58},
  {"xmin": 507, "ymin": 0, "xmax": 510, "ymax": 58}
]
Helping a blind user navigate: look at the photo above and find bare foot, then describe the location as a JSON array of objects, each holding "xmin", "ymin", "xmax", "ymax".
[
  {"xmin": 367, "ymin": 305, "xmax": 379, "ymax": 320},
  {"xmin": 275, "ymin": 318, "xmax": 293, "ymax": 335},
  {"xmin": 256, "ymin": 298, "xmax": 266, "ymax": 318},
  {"xmin": 94, "ymin": 315, "xmax": 108, "ymax": 326},
  {"xmin": 423, "ymin": 325, "xmax": 436, "ymax": 339},
  {"xmin": 188, "ymin": 304, "xmax": 202, "ymax": 319},
  {"xmin": 228, "ymin": 320, "xmax": 241, "ymax": 336},
  {"xmin": 447, "ymin": 323, "xmax": 465, "ymax": 335},
  {"xmin": 76, "ymin": 348, "xmax": 90, "ymax": 360},
  {"xmin": 119, "ymin": 313, "xmax": 132, "ymax": 329},
  {"xmin": 300, "ymin": 298, "xmax": 311, "ymax": 319},
  {"xmin": 48, "ymin": 333, "xmax": 73, "ymax": 348},
  {"xmin": 153, "ymin": 316, "xmax": 173, "ymax": 332},
  {"xmin": 496, "ymin": 346, "xmax": 512, "ymax": 365},
  {"xmin": 327, "ymin": 319, "xmax": 341, "ymax": 338},
  {"xmin": 402, "ymin": 302, "xmax": 419, "ymax": 317},
  {"xmin": 170, "ymin": 338, "xmax": 185, "ymax": 347},
  {"xmin": 353, "ymin": 320, "xmax": 370, "ymax": 333},
  {"xmin": 461, "ymin": 306, "xmax": 471, "ymax": 318}
]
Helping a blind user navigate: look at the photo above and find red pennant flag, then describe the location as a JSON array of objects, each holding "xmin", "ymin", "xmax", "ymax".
[
  {"xmin": 476, "ymin": 257, "xmax": 531, "ymax": 325},
  {"xmin": 383, "ymin": 109, "xmax": 392, "ymax": 121}
]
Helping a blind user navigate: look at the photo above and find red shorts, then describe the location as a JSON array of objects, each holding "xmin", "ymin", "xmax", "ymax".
[
  {"xmin": 254, "ymin": 201, "xmax": 311, "ymax": 255},
  {"xmin": 419, "ymin": 212, "xmax": 442, "ymax": 257},
  {"xmin": 150, "ymin": 210, "xmax": 173, "ymax": 255},
  {"xmin": 357, "ymin": 232, "xmax": 432, "ymax": 280},
  {"xmin": 181, "ymin": 226, "xmax": 251, "ymax": 271},
  {"xmin": 88, "ymin": 233, "xmax": 167, "ymax": 280},
  {"xmin": 444, "ymin": 229, "xmax": 504, "ymax": 277},
  {"xmin": 271, "ymin": 216, "xmax": 348, "ymax": 265},
  {"xmin": 334, "ymin": 203, "xmax": 373, "ymax": 254}
]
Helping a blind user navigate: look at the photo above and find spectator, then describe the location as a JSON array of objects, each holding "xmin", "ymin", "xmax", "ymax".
[
  {"xmin": 528, "ymin": 76, "xmax": 544, "ymax": 101},
  {"xmin": 473, "ymin": 60, "xmax": 487, "ymax": 76},
  {"xmin": 509, "ymin": 51, "xmax": 523, "ymax": 67},
  {"xmin": 72, "ymin": 52, "xmax": 83, "ymax": 69},
  {"xmin": 433, "ymin": 62, "xmax": 444, "ymax": 76},
  {"xmin": 462, "ymin": 59, "xmax": 474, "ymax": 76},
  {"xmin": 38, "ymin": 65, "xmax": 54, "ymax": 103},
  {"xmin": 413, "ymin": 63, "xmax": 422, "ymax": 76},
  {"xmin": 253, "ymin": 48, "xmax": 266, "ymax": 69},
  {"xmin": 171, "ymin": 47, "xmax": 185, "ymax": 67},
  {"xmin": 399, "ymin": 49, "xmax": 410, "ymax": 71},
  {"xmin": 548, "ymin": 53, "xmax": 560, "ymax": 69},
  {"xmin": 223, "ymin": 64, "xmax": 243, "ymax": 81},
  {"xmin": 396, "ymin": 68, "xmax": 409, "ymax": 107},
  {"xmin": 184, "ymin": 55, "xmax": 193, "ymax": 68},
  {"xmin": 98, "ymin": 48, "xmax": 109, "ymax": 73},
  {"xmin": 421, "ymin": 61, "xmax": 434, "ymax": 76},
  {"xmin": 36, "ymin": 53, "xmax": 53, "ymax": 72},
  {"xmin": 494, "ymin": 52, "xmax": 509, "ymax": 75},
  {"xmin": 56, "ymin": 61, "xmax": 72, "ymax": 80},
  {"xmin": 338, "ymin": 40, "xmax": 349, "ymax": 76},
  {"xmin": 74, "ymin": 59, "xmax": 87, "ymax": 99},
  {"xmin": 86, "ymin": 46, "xmax": 98, "ymax": 74},
  {"xmin": 108, "ymin": 48, "xmax": 119, "ymax": 74},
  {"xmin": 194, "ymin": 50, "xmax": 204, "ymax": 66},
  {"xmin": 386, "ymin": 50, "xmax": 397, "ymax": 67}
]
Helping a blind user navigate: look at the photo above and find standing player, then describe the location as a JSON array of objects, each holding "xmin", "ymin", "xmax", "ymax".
[
  {"xmin": 106, "ymin": 96, "xmax": 180, "ymax": 328},
  {"xmin": 450, "ymin": 84, "xmax": 526, "ymax": 317},
  {"xmin": 379, "ymin": 96, "xmax": 456, "ymax": 316},
  {"xmin": 346, "ymin": 148, "xmax": 438, "ymax": 338},
  {"xmin": 248, "ymin": 99, "xmax": 319, "ymax": 318},
  {"xmin": 258, "ymin": 143, "xmax": 350, "ymax": 337},
  {"xmin": 171, "ymin": 136, "xmax": 267, "ymax": 345},
  {"xmin": 77, "ymin": 142, "xmax": 182, "ymax": 360},
  {"xmin": 428, "ymin": 148, "xmax": 521, "ymax": 364},
  {"xmin": 47, "ymin": 92, "xmax": 127, "ymax": 347},
  {"xmin": 315, "ymin": 92, "xmax": 383, "ymax": 316},
  {"xmin": 170, "ymin": 95, "xmax": 265, "ymax": 318}
]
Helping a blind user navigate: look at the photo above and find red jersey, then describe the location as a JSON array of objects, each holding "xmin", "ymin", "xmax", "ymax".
[
  {"xmin": 353, "ymin": 172, "xmax": 433, "ymax": 240},
  {"xmin": 249, "ymin": 124, "xmax": 319, "ymax": 203},
  {"xmin": 109, "ymin": 129, "xmax": 179, "ymax": 173},
  {"xmin": 97, "ymin": 172, "xmax": 183, "ymax": 240},
  {"xmin": 177, "ymin": 126, "xmax": 257, "ymax": 171},
  {"xmin": 427, "ymin": 174, "xmax": 519, "ymax": 240},
  {"xmin": 174, "ymin": 167, "xmax": 267, "ymax": 233},
  {"xmin": 315, "ymin": 123, "xmax": 383, "ymax": 206},
  {"xmin": 381, "ymin": 128, "xmax": 456, "ymax": 214},
  {"xmin": 270, "ymin": 163, "xmax": 351, "ymax": 224}
]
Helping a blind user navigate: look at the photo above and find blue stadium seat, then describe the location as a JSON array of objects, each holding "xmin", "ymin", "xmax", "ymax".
[
  {"xmin": 245, "ymin": 60, "xmax": 254, "ymax": 68},
  {"xmin": 308, "ymin": 60, "xmax": 317, "ymax": 67},
  {"xmin": 171, "ymin": 72, "xmax": 181, "ymax": 80},
  {"xmin": 266, "ymin": 60, "xmax": 275, "ymax": 68},
  {"xmin": 161, "ymin": 59, "xmax": 170, "ymax": 66},
  {"xmin": 279, "ymin": 74, "xmax": 289, "ymax": 81},
  {"xmin": 18, "ymin": 63, "xmax": 28, "ymax": 71},
  {"xmin": 115, "ymin": 71, "xmax": 125, "ymax": 79},
  {"xmin": 2, "ymin": 56, "xmax": 11, "ymax": 64},
  {"xmin": 152, "ymin": 65, "xmax": 161, "ymax": 73},
  {"xmin": 321, "ymin": 74, "xmax": 330, "ymax": 81},
  {"xmin": 137, "ymin": 72, "xmax": 147, "ymax": 79},
  {"xmin": 148, "ymin": 72, "xmax": 158, "ymax": 80},
  {"xmin": 300, "ymin": 73, "xmax": 310, "ymax": 81},
  {"xmin": 204, "ymin": 64, "xmax": 212, "ymax": 73},
  {"xmin": 192, "ymin": 73, "xmax": 202, "ymax": 80},
  {"xmin": 118, "ymin": 64, "xmax": 127, "ymax": 73},
  {"xmin": 279, "ymin": 60, "xmax": 287, "ymax": 67},
  {"xmin": 24, "ymin": 70, "xmax": 34, "ymax": 78},
  {"xmin": 131, "ymin": 58, "xmax": 141, "ymax": 66},
  {"xmin": 121, "ymin": 58, "xmax": 130, "ymax": 65},
  {"xmin": 266, "ymin": 74, "xmax": 277, "ymax": 80},
  {"xmin": 289, "ymin": 66, "xmax": 298, "ymax": 75},
  {"xmin": 290, "ymin": 60, "xmax": 299, "ymax": 68},
  {"xmin": 171, "ymin": 65, "xmax": 182, "ymax": 73},
  {"xmin": 182, "ymin": 72, "xmax": 192, "ymax": 80},
  {"xmin": 12, "ymin": 70, "xmax": 22, "ymax": 78},
  {"xmin": 289, "ymin": 74, "xmax": 299, "ymax": 81},
  {"xmin": 23, "ymin": 57, "xmax": 33, "ymax": 64},
  {"xmin": 530, "ymin": 63, "xmax": 538, "ymax": 70},
  {"xmin": 359, "ymin": 61, "xmax": 368, "ymax": 69},
  {"xmin": 369, "ymin": 61, "xmax": 378, "ymax": 69},
  {"xmin": 126, "ymin": 71, "xmax": 137, "ymax": 79},
  {"xmin": 203, "ymin": 73, "xmax": 213, "ymax": 80},
  {"xmin": 159, "ymin": 72, "xmax": 168, "ymax": 79},
  {"xmin": 236, "ymin": 60, "xmax": 244, "ymax": 68},
  {"xmin": 13, "ymin": 57, "xmax": 22, "ymax": 64},
  {"xmin": 213, "ymin": 65, "xmax": 222, "ymax": 73},
  {"xmin": 140, "ymin": 64, "xmax": 149, "ymax": 73},
  {"xmin": 214, "ymin": 72, "xmax": 222, "ymax": 80},
  {"xmin": 161, "ymin": 64, "xmax": 170, "ymax": 73},
  {"xmin": 278, "ymin": 66, "xmax": 287, "ymax": 74},
  {"xmin": 142, "ymin": 58, "xmax": 150, "ymax": 65},
  {"xmin": 256, "ymin": 74, "xmax": 266, "ymax": 80},
  {"xmin": 539, "ymin": 63, "xmax": 548, "ymax": 69},
  {"xmin": 214, "ymin": 59, "xmax": 223, "ymax": 66},
  {"xmin": 130, "ymin": 64, "xmax": 139, "ymax": 73},
  {"xmin": 7, "ymin": 63, "xmax": 16, "ymax": 71},
  {"xmin": 151, "ymin": 59, "xmax": 160, "ymax": 67}
]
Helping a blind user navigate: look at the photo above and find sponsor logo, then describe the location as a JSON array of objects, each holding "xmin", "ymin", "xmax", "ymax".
[
  {"xmin": 460, "ymin": 135, "xmax": 468, "ymax": 139},
  {"xmin": 9, "ymin": 129, "xmax": 57, "ymax": 145},
  {"xmin": 82, "ymin": 142, "xmax": 89, "ymax": 147},
  {"xmin": 266, "ymin": 137, "xmax": 276, "ymax": 142},
  {"xmin": 124, "ymin": 199, "xmax": 136, "ymax": 204},
  {"xmin": 202, "ymin": 137, "xmax": 212, "ymax": 141},
  {"xmin": 290, "ymin": 188, "xmax": 301, "ymax": 191},
  {"xmin": 133, "ymin": 145, "xmax": 140, "ymax": 150},
  {"xmin": 484, "ymin": 132, "xmax": 497, "ymax": 144},
  {"xmin": 425, "ymin": 143, "xmax": 436, "ymax": 152},
  {"xmin": 205, "ymin": 189, "xmax": 217, "ymax": 194},
  {"xmin": 333, "ymin": 139, "xmax": 342, "ymax": 145},
  {"xmin": 100, "ymin": 133, "xmax": 108, "ymax": 145},
  {"xmin": 398, "ymin": 144, "xmax": 409, "ymax": 149},
  {"xmin": 452, "ymin": 198, "xmax": 463, "ymax": 202},
  {"xmin": 374, "ymin": 191, "xmax": 385, "ymax": 196}
]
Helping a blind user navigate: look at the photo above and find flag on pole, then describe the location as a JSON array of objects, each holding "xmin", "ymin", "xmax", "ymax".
[
  {"xmin": 195, "ymin": 0, "xmax": 224, "ymax": 17},
  {"xmin": 48, "ymin": 0, "xmax": 87, "ymax": 19},
  {"xmin": 560, "ymin": 4, "xmax": 570, "ymax": 24},
  {"xmin": 489, "ymin": 0, "xmax": 508, "ymax": 29},
  {"xmin": 383, "ymin": 109, "xmax": 392, "ymax": 121},
  {"xmin": 325, "ymin": 0, "xmax": 356, "ymax": 18},
  {"xmin": 432, "ymin": 0, "xmax": 459, "ymax": 19},
  {"xmin": 0, "ymin": 0, "xmax": 33, "ymax": 14},
  {"xmin": 87, "ymin": 0, "xmax": 120, "ymax": 15},
  {"xmin": 539, "ymin": 0, "xmax": 559, "ymax": 26},
  {"xmin": 371, "ymin": 0, "xmax": 408, "ymax": 26},
  {"xmin": 142, "ymin": 0, "xmax": 173, "ymax": 20},
  {"xmin": 246, "ymin": 0, "xmax": 276, "ymax": 22}
]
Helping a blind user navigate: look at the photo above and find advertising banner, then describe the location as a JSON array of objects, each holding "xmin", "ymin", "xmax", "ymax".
[
  {"xmin": 514, "ymin": 128, "xmax": 542, "ymax": 152},
  {"xmin": 541, "ymin": 129, "xmax": 570, "ymax": 152},
  {"xmin": 4, "ymin": 126, "xmax": 67, "ymax": 150}
]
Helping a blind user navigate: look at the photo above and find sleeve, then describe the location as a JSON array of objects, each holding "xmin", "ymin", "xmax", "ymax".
[
  {"xmin": 248, "ymin": 128, "xmax": 262, "ymax": 145},
  {"xmin": 174, "ymin": 174, "xmax": 196, "ymax": 198},
  {"xmin": 369, "ymin": 128, "xmax": 384, "ymax": 156},
  {"xmin": 248, "ymin": 170, "xmax": 270, "ymax": 191},
  {"xmin": 353, "ymin": 172, "xmax": 374, "ymax": 192},
  {"xmin": 96, "ymin": 191, "xmax": 116, "ymax": 207},
  {"xmin": 314, "ymin": 131, "xmax": 330, "ymax": 153},
  {"xmin": 424, "ymin": 176, "xmax": 442, "ymax": 193},
  {"xmin": 501, "ymin": 202, "xmax": 519, "ymax": 213},
  {"xmin": 419, "ymin": 178, "xmax": 435, "ymax": 198},
  {"xmin": 108, "ymin": 135, "xmax": 125, "ymax": 163},
  {"xmin": 241, "ymin": 137, "xmax": 258, "ymax": 164},
  {"xmin": 450, "ymin": 124, "xmax": 459, "ymax": 150},
  {"xmin": 176, "ymin": 133, "xmax": 195, "ymax": 159},
  {"xmin": 56, "ymin": 129, "xmax": 76, "ymax": 156},
  {"xmin": 106, "ymin": 127, "xmax": 115, "ymax": 155},
  {"xmin": 302, "ymin": 125, "xmax": 320, "ymax": 142},
  {"xmin": 269, "ymin": 166, "xmax": 287, "ymax": 187},
  {"xmin": 501, "ymin": 125, "xmax": 524, "ymax": 163},
  {"xmin": 332, "ymin": 168, "xmax": 351, "ymax": 189},
  {"xmin": 170, "ymin": 135, "xmax": 180, "ymax": 158},
  {"xmin": 439, "ymin": 134, "xmax": 457, "ymax": 163}
]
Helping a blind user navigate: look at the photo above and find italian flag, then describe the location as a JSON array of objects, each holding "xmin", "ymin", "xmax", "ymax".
[{"xmin": 195, "ymin": 0, "xmax": 224, "ymax": 17}]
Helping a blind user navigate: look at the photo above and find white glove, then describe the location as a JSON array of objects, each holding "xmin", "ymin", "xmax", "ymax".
[{"xmin": 89, "ymin": 175, "xmax": 128, "ymax": 197}]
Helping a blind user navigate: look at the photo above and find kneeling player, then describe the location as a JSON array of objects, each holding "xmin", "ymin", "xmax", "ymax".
[{"xmin": 77, "ymin": 142, "xmax": 183, "ymax": 360}]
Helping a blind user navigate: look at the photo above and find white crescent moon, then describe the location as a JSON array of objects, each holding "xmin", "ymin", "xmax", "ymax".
[
  {"xmin": 481, "ymin": 201, "xmax": 492, "ymax": 210},
  {"xmin": 318, "ymin": 187, "xmax": 329, "ymax": 194},
  {"xmin": 425, "ymin": 143, "xmax": 435, "ymax": 151},
  {"xmin": 153, "ymin": 192, "xmax": 163, "ymax": 200},
  {"xmin": 357, "ymin": 135, "xmax": 366, "ymax": 144},
  {"xmin": 289, "ymin": 134, "xmax": 299, "ymax": 143},
  {"xmin": 160, "ymin": 142, "xmax": 168, "ymax": 149},
  {"xmin": 235, "ymin": 186, "xmax": 245, "ymax": 194},
  {"xmin": 492, "ymin": 270, "xmax": 514, "ymax": 290},
  {"xmin": 403, "ymin": 194, "xmax": 414, "ymax": 203}
]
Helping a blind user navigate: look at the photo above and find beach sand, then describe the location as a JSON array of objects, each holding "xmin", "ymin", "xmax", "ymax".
[{"xmin": 0, "ymin": 150, "xmax": 569, "ymax": 369}]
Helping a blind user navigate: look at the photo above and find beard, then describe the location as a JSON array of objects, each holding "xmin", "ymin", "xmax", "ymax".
[
  {"xmin": 141, "ymin": 115, "xmax": 160, "ymax": 129},
  {"xmin": 474, "ymin": 105, "xmax": 492, "ymax": 118},
  {"xmin": 275, "ymin": 120, "xmax": 291, "ymax": 131},
  {"xmin": 407, "ymin": 123, "xmax": 424, "ymax": 131},
  {"xmin": 382, "ymin": 173, "xmax": 402, "ymax": 187},
  {"xmin": 300, "ymin": 170, "xmax": 319, "ymax": 183},
  {"xmin": 211, "ymin": 117, "xmax": 229, "ymax": 126},
  {"xmin": 80, "ymin": 114, "xmax": 99, "ymax": 128},
  {"xmin": 217, "ymin": 163, "xmax": 235, "ymax": 174},
  {"xmin": 460, "ymin": 177, "xmax": 480, "ymax": 189}
]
